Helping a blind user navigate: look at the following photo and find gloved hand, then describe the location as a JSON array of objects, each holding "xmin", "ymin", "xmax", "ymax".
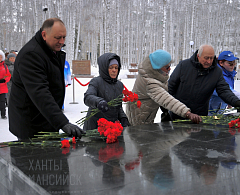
[
  {"xmin": 97, "ymin": 100, "xmax": 109, "ymax": 112},
  {"xmin": 234, "ymin": 100, "xmax": 240, "ymax": 112},
  {"xmin": 186, "ymin": 112, "xmax": 202, "ymax": 124},
  {"xmin": 62, "ymin": 123, "xmax": 86, "ymax": 139},
  {"xmin": 120, "ymin": 117, "xmax": 130, "ymax": 127},
  {"xmin": 0, "ymin": 79, "xmax": 6, "ymax": 83}
]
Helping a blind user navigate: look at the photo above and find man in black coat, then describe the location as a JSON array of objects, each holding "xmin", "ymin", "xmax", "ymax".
[
  {"xmin": 8, "ymin": 18, "xmax": 85, "ymax": 140},
  {"xmin": 168, "ymin": 44, "xmax": 240, "ymax": 120}
]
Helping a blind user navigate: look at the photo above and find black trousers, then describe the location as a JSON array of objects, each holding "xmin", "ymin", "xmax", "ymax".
[{"xmin": 0, "ymin": 93, "xmax": 6, "ymax": 117}]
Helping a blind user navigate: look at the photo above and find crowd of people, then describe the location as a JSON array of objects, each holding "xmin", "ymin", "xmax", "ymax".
[
  {"xmin": 0, "ymin": 50, "xmax": 16, "ymax": 120},
  {"xmin": 1, "ymin": 17, "xmax": 240, "ymax": 141}
]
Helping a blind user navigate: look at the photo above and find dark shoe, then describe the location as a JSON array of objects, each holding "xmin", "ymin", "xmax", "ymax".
[{"xmin": 1, "ymin": 116, "xmax": 7, "ymax": 119}]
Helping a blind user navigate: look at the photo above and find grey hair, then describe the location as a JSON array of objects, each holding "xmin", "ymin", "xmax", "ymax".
[{"xmin": 198, "ymin": 44, "xmax": 215, "ymax": 57}]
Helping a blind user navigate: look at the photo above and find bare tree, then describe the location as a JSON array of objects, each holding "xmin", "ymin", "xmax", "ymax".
[{"xmin": 1, "ymin": 0, "xmax": 240, "ymax": 67}]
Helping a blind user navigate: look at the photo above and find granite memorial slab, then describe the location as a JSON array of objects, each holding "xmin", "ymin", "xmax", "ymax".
[{"xmin": 0, "ymin": 121, "xmax": 240, "ymax": 194}]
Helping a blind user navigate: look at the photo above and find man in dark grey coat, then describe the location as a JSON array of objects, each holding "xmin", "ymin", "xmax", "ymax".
[
  {"xmin": 9, "ymin": 18, "xmax": 85, "ymax": 140},
  {"xmin": 168, "ymin": 44, "xmax": 240, "ymax": 120}
]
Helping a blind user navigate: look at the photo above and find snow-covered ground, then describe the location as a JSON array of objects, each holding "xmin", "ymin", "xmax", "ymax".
[{"xmin": 1, "ymin": 65, "xmax": 240, "ymax": 143}]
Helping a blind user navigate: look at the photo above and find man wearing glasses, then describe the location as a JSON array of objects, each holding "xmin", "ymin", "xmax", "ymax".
[
  {"xmin": 168, "ymin": 44, "xmax": 240, "ymax": 120},
  {"xmin": 209, "ymin": 51, "xmax": 240, "ymax": 115}
]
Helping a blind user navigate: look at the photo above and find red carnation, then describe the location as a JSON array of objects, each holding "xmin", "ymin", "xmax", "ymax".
[
  {"xmin": 72, "ymin": 137, "xmax": 76, "ymax": 144},
  {"xmin": 122, "ymin": 96, "xmax": 130, "ymax": 102},
  {"xmin": 61, "ymin": 139, "xmax": 70, "ymax": 148},
  {"xmin": 137, "ymin": 100, "xmax": 141, "ymax": 108},
  {"xmin": 229, "ymin": 120, "xmax": 236, "ymax": 128},
  {"xmin": 133, "ymin": 93, "xmax": 138, "ymax": 101}
]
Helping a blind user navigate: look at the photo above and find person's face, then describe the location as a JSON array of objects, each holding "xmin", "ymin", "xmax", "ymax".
[
  {"xmin": 160, "ymin": 63, "xmax": 171, "ymax": 74},
  {"xmin": 197, "ymin": 46, "xmax": 215, "ymax": 69},
  {"xmin": 9, "ymin": 57, "xmax": 15, "ymax": 63},
  {"xmin": 41, "ymin": 21, "xmax": 66, "ymax": 52},
  {"xmin": 0, "ymin": 55, "xmax": 2, "ymax": 62},
  {"xmin": 108, "ymin": 64, "xmax": 119, "ymax": 79},
  {"xmin": 219, "ymin": 60, "xmax": 236, "ymax": 72}
]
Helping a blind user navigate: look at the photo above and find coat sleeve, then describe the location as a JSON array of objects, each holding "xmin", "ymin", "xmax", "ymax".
[
  {"xmin": 18, "ymin": 52, "xmax": 69, "ymax": 130},
  {"xmin": 216, "ymin": 75, "xmax": 239, "ymax": 106},
  {"xmin": 168, "ymin": 62, "xmax": 182, "ymax": 96},
  {"xmin": 146, "ymin": 78, "xmax": 190, "ymax": 118},
  {"xmin": 84, "ymin": 78, "xmax": 104, "ymax": 108}
]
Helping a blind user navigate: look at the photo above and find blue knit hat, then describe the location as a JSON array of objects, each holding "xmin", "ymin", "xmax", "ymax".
[{"xmin": 149, "ymin": 50, "xmax": 171, "ymax": 70}]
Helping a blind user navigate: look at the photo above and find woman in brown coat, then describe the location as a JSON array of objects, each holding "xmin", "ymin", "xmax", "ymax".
[{"xmin": 126, "ymin": 49, "xmax": 202, "ymax": 126}]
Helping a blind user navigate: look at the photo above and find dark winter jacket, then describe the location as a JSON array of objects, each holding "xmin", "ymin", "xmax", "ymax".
[
  {"xmin": 5, "ymin": 59, "xmax": 14, "ymax": 102},
  {"xmin": 83, "ymin": 53, "xmax": 127, "ymax": 131},
  {"xmin": 168, "ymin": 50, "xmax": 239, "ymax": 118},
  {"xmin": 8, "ymin": 29, "xmax": 68, "ymax": 139}
]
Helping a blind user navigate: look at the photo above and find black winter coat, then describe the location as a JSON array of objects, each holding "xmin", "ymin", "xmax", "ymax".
[
  {"xmin": 83, "ymin": 53, "xmax": 127, "ymax": 131},
  {"xmin": 8, "ymin": 29, "xmax": 69, "ymax": 139},
  {"xmin": 168, "ymin": 50, "xmax": 239, "ymax": 118}
]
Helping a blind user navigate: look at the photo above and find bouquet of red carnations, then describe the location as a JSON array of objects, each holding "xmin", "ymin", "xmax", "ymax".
[
  {"xmin": 76, "ymin": 86, "xmax": 141, "ymax": 127},
  {"xmin": 84, "ymin": 118, "xmax": 124, "ymax": 144},
  {"xmin": 98, "ymin": 118, "xmax": 123, "ymax": 143}
]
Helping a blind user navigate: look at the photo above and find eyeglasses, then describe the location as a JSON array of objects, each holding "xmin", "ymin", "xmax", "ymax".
[
  {"xmin": 226, "ymin": 61, "xmax": 236, "ymax": 66},
  {"xmin": 165, "ymin": 65, "xmax": 171, "ymax": 70}
]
